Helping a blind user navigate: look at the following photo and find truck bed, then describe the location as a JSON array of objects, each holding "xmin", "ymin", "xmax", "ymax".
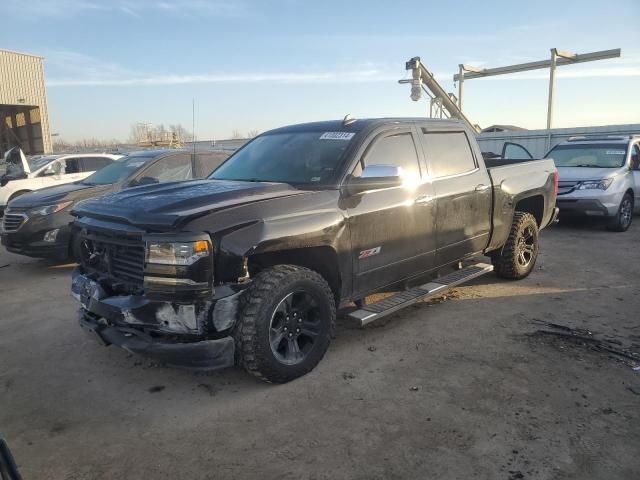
[
  {"xmin": 484, "ymin": 157, "xmax": 543, "ymax": 168},
  {"xmin": 485, "ymin": 158, "xmax": 557, "ymax": 252}
]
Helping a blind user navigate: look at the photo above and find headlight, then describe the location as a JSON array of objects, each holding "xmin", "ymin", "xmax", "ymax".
[
  {"xmin": 146, "ymin": 240, "xmax": 210, "ymax": 266},
  {"xmin": 29, "ymin": 201, "xmax": 73, "ymax": 216},
  {"xmin": 577, "ymin": 178, "xmax": 614, "ymax": 190}
]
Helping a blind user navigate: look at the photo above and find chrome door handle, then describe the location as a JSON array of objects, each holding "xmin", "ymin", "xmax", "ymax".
[
  {"xmin": 475, "ymin": 184, "xmax": 490, "ymax": 192},
  {"xmin": 414, "ymin": 194, "xmax": 434, "ymax": 205}
]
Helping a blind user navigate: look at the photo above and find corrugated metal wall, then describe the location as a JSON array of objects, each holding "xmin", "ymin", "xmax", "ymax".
[
  {"xmin": 477, "ymin": 124, "xmax": 640, "ymax": 158},
  {"xmin": 0, "ymin": 49, "xmax": 52, "ymax": 154}
]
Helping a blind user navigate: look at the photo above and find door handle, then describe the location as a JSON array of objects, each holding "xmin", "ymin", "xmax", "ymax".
[
  {"xmin": 475, "ymin": 184, "xmax": 490, "ymax": 192},
  {"xmin": 414, "ymin": 194, "xmax": 434, "ymax": 205}
]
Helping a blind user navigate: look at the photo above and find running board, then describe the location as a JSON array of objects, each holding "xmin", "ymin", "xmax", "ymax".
[{"xmin": 349, "ymin": 263, "xmax": 493, "ymax": 327}]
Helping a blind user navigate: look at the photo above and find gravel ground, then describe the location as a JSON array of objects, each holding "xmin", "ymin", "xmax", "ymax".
[{"xmin": 1, "ymin": 219, "xmax": 639, "ymax": 479}]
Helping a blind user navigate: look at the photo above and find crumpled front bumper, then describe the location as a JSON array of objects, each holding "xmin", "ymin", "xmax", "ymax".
[
  {"xmin": 72, "ymin": 269, "xmax": 235, "ymax": 371},
  {"xmin": 78, "ymin": 312, "xmax": 235, "ymax": 370}
]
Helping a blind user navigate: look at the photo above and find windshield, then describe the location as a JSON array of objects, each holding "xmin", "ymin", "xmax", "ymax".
[
  {"xmin": 210, "ymin": 131, "xmax": 355, "ymax": 185},
  {"xmin": 81, "ymin": 156, "xmax": 153, "ymax": 185},
  {"xmin": 549, "ymin": 144, "xmax": 628, "ymax": 168},
  {"xmin": 29, "ymin": 155, "xmax": 59, "ymax": 171}
]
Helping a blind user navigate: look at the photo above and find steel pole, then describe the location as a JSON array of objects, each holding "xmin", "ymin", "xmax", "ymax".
[
  {"xmin": 546, "ymin": 48, "xmax": 557, "ymax": 131},
  {"xmin": 458, "ymin": 64, "xmax": 465, "ymax": 111}
]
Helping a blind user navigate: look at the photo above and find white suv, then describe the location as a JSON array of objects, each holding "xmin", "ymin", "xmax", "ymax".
[
  {"xmin": 0, "ymin": 148, "xmax": 122, "ymax": 215},
  {"xmin": 550, "ymin": 136, "xmax": 640, "ymax": 231}
]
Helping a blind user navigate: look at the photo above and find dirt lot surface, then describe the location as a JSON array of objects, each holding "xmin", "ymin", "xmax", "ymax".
[{"xmin": 1, "ymin": 220, "xmax": 639, "ymax": 479}]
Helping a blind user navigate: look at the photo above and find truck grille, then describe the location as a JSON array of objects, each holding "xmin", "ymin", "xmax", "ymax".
[
  {"xmin": 81, "ymin": 228, "xmax": 145, "ymax": 291},
  {"xmin": 2, "ymin": 212, "xmax": 27, "ymax": 232}
]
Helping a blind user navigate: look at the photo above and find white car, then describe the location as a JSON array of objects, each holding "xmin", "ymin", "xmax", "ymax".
[
  {"xmin": 0, "ymin": 148, "xmax": 122, "ymax": 215},
  {"xmin": 551, "ymin": 135, "xmax": 640, "ymax": 232}
]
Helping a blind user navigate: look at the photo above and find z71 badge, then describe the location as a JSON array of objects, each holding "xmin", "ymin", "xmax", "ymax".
[{"xmin": 359, "ymin": 246, "xmax": 381, "ymax": 259}]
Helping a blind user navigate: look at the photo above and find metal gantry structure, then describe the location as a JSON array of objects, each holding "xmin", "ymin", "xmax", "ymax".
[
  {"xmin": 399, "ymin": 57, "xmax": 480, "ymax": 133},
  {"xmin": 401, "ymin": 48, "xmax": 621, "ymax": 138},
  {"xmin": 454, "ymin": 48, "xmax": 621, "ymax": 130}
]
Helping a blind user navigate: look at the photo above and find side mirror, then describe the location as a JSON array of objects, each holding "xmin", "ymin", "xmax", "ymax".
[{"xmin": 344, "ymin": 164, "xmax": 403, "ymax": 196}]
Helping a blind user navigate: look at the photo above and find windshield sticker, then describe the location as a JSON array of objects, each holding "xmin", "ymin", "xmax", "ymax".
[
  {"xmin": 320, "ymin": 132, "xmax": 355, "ymax": 141},
  {"xmin": 310, "ymin": 176, "xmax": 321, "ymax": 182},
  {"xmin": 605, "ymin": 150, "xmax": 626, "ymax": 155},
  {"xmin": 127, "ymin": 161, "xmax": 146, "ymax": 167}
]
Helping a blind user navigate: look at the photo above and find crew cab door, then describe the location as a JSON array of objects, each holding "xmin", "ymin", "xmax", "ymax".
[
  {"xmin": 631, "ymin": 144, "xmax": 640, "ymax": 210},
  {"xmin": 344, "ymin": 127, "xmax": 436, "ymax": 297},
  {"xmin": 420, "ymin": 128, "xmax": 492, "ymax": 267}
]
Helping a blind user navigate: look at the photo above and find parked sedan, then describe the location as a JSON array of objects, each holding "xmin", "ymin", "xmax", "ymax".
[{"xmin": 1, "ymin": 149, "xmax": 229, "ymax": 260}]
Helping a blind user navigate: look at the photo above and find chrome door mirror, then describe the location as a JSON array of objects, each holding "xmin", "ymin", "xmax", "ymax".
[{"xmin": 344, "ymin": 164, "xmax": 403, "ymax": 196}]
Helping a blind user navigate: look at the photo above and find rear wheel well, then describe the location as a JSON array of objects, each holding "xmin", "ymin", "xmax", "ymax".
[
  {"xmin": 514, "ymin": 195, "xmax": 544, "ymax": 225},
  {"xmin": 247, "ymin": 247, "xmax": 341, "ymax": 303}
]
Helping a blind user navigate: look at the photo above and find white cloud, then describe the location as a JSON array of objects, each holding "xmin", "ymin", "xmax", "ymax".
[
  {"xmin": 47, "ymin": 69, "xmax": 396, "ymax": 86},
  {"xmin": 6, "ymin": 0, "xmax": 246, "ymax": 19},
  {"xmin": 44, "ymin": 49, "xmax": 640, "ymax": 89},
  {"xmin": 44, "ymin": 50, "xmax": 400, "ymax": 86}
]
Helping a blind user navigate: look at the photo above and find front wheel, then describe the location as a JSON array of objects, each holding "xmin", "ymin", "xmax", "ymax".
[
  {"xmin": 606, "ymin": 193, "xmax": 633, "ymax": 232},
  {"xmin": 234, "ymin": 265, "xmax": 335, "ymax": 383},
  {"xmin": 491, "ymin": 212, "xmax": 539, "ymax": 280}
]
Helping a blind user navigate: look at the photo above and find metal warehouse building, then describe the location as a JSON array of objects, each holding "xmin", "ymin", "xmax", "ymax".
[{"xmin": 0, "ymin": 49, "xmax": 52, "ymax": 156}]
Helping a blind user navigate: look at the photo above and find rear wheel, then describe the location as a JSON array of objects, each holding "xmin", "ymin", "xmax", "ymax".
[
  {"xmin": 234, "ymin": 265, "xmax": 335, "ymax": 383},
  {"xmin": 606, "ymin": 193, "xmax": 633, "ymax": 232},
  {"xmin": 491, "ymin": 212, "xmax": 539, "ymax": 280}
]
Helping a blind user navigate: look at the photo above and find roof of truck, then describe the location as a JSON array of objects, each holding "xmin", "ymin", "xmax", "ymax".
[{"xmin": 267, "ymin": 117, "xmax": 464, "ymax": 134}]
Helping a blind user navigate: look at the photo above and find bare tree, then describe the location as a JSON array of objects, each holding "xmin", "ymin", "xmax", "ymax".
[
  {"xmin": 246, "ymin": 129, "xmax": 260, "ymax": 138},
  {"xmin": 53, "ymin": 137, "xmax": 122, "ymax": 153},
  {"xmin": 231, "ymin": 129, "xmax": 243, "ymax": 139},
  {"xmin": 169, "ymin": 124, "xmax": 192, "ymax": 142}
]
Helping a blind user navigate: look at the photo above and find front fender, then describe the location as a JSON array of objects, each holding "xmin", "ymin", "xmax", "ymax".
[{"xmin": 214, "ymin": 209, "xmax": 348, "ymax": 283}]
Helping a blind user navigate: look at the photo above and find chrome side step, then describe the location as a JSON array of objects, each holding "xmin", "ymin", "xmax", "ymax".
[{"xmin": 348, "ymin": 262, "xmax": 493, "ymax": 326}]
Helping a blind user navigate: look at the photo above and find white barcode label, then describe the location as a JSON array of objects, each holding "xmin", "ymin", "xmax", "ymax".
[{"xmin": 320, "ymin": 132, "xmax": 355, "ymax": 140}]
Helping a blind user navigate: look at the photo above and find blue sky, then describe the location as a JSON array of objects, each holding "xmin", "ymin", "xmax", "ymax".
[{"xmin": 3, "ymin": 0, "xmax": 639, "ymax": 141}]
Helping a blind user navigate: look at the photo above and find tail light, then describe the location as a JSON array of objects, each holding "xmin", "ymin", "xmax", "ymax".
[{"xmin": 553, "ymin": 170, "xmax": 559, "ymax": 196}]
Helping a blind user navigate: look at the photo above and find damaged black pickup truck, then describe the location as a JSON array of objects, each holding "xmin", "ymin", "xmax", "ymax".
[{"xmin": 71, "ymin": 118, "xmax": 559, "ymax": 383}]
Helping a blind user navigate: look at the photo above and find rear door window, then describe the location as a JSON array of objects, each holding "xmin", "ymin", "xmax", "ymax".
[
  {"xmin": 62, "ymin": 158, "xmax": 81, "ymax": 174},
  {"xmin": 194, "ymin": 152, "xmax": 230, "ymax": 177},
  {"xmin": 502, "ymin": 142, "xmax": 533, "ymax": 160},
  {"xmin": 81, "ymin": 156, "xmax": 113, "ymax": 172},
  {"xmin": 137, "ymin": 153, "xmax": 193, "ymax": 183},
  {"xmin": 422, "ymin": 131, "xmax": 477, "ymax": 178}
]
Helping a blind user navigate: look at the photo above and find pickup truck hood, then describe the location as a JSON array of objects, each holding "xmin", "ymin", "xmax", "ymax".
[
  {"xmin": 556, "ymin": 166, "xmax": 624, "ymax": 181},
  {"xmin": 72, "ymin": 179, "xmax": 308, "ymax": 229},
  {"xmin": 8, "ymin": 182, "xmax": 111, "ymax": 209}
]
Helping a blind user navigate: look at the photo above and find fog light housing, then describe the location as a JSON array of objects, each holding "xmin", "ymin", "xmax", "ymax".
[{"xmin": 44, "ymin": 229, "xmax": 59, "ymax": 242}]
